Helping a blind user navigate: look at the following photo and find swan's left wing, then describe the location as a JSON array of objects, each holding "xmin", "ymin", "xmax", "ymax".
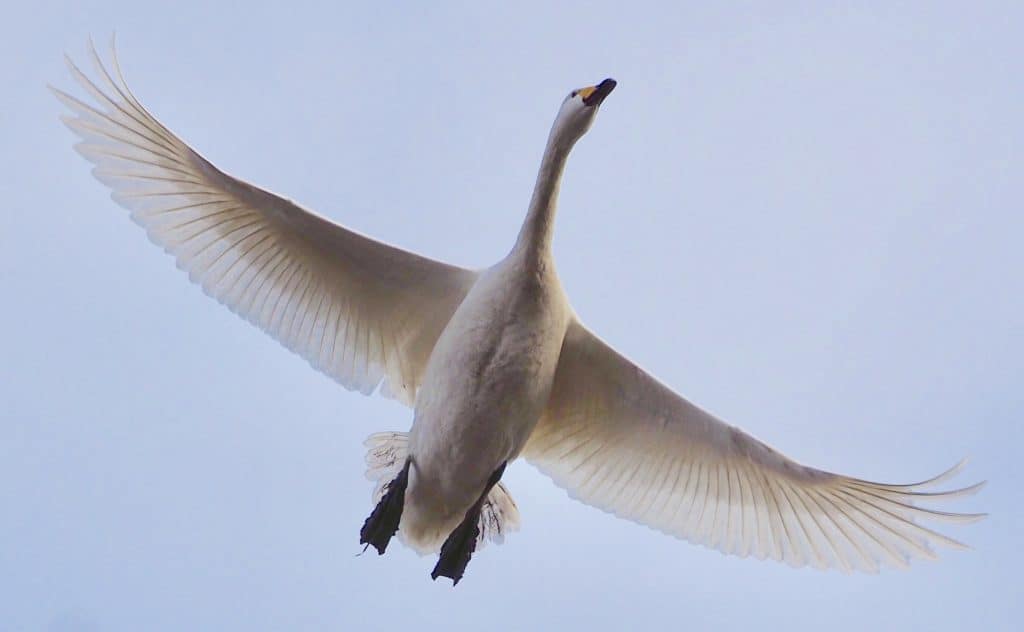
[
  {"xmin": 523, "ymin": 320, "xmax": 985, "ymax": 572},
  {"xmin": 52, "ymin": 42, "xmax": 479, "ymax": 406}
]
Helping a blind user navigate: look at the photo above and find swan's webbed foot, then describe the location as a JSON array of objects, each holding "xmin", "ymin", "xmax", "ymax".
[
  {"xmin": 431, "ymin": 461, "xmax": 507, "ymax": 586},
  {"xmin": 430, "ymin": 510, "xmax": 480, "ymax": 585},
  {"xmin": 360, "ymin": 458, "xmax": 410, "ymax": 555}
]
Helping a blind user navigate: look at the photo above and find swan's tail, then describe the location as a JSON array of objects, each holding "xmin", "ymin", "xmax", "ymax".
[{"xmin": 363, "ymin": 432, "xmax": 521, "ymax": 550}]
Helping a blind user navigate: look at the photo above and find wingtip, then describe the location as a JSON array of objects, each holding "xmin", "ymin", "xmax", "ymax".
[
  {"xmin": 964, "ymin": 479, "xmax": 988, "ymax": 496},
  {"xmin": 47, "ymin": 85, "xmax": 75, "ymax": 116},
  {"xmin": 908, "ymin": 457, "xmax": 972, "ymax": 490},
  {"xmin": 954, "ymin": 510, "xmax": 987, "ymax": 524},
  {"xmin": 108, "ymin": 32, "xmax": 122, "ymax": 73}
]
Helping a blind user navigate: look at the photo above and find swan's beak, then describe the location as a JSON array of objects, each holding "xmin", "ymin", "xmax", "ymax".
[{"xmin": 581, "ymin": 78, "xmax": 617, "ymax": 107}]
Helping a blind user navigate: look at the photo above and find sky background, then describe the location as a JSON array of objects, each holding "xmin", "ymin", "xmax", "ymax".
[{"xmin": 2, "ymin": 2, "xmax": 1021, "ymax": 630}]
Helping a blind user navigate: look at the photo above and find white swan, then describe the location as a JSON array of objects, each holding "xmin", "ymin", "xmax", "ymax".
[{"xmin": 55, "ymin": 41, "xmax": 984, "ymax": 583}]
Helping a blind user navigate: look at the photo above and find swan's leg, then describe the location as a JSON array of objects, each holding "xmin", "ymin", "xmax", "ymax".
[
  {"xmin": 360, "ymin": 458, "xmax": 411, "ymax": 555},
  {"xmin": 431, "ymin": 461, "xmax": 507, "ymax": 585}
]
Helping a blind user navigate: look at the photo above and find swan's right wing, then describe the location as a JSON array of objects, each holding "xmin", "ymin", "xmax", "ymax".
[
  {"xmin": 524, "ymin": 320, "xmax": 985, "ymax": 572},
  {"xmin": 53, "ymin": 43, "xmax": 478, "ymax": 405}
]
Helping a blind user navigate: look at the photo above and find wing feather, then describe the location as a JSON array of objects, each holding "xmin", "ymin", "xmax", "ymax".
[
  {"xmin": 55, "ymin": 41, "xmax": 478, "ymax": 405},
  {"xmin": 524, "ymin": 320, "xmax": 985, "ymax": 571}
]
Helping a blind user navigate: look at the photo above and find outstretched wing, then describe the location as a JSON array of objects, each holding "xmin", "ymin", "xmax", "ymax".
[
  {"xmin": 524, "ymin": 320, "xmax": 985, "ymax": 572},
  {"xmin": 53, "ymin": 42, "xmax": 478, "ymax": 405}
]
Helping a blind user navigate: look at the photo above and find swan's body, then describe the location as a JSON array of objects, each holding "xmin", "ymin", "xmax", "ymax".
[
  {"xmin": 56, "ymin": 42, "xmax": 984, "ymax": 582},
  {"xmin": 405, "ymin": 250, "xmax": 569, "ymax": 550}
]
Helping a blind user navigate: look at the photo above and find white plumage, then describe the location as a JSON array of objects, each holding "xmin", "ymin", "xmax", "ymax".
[{"xmin": 55, "ymin": 40, "xmax": 984, "ymax": 578}]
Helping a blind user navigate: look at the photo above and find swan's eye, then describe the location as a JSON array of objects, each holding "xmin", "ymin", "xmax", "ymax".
[{"xmin": 570, "ymin": 90, "xmax": 578, "ymax": 98}]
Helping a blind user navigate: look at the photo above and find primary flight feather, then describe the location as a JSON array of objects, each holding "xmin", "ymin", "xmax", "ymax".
[{"xmin": 55, "ymin": 40, "xmax": 984, "ymax": 583}]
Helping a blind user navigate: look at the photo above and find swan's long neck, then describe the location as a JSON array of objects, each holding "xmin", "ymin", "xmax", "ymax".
[{"xmin": 514, "ymin": 128, "xmax": 573, "ymax": 261}]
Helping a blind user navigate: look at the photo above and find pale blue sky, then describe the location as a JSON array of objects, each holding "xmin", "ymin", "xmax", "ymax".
[{"xmin": 2, "ymin": 2, "xmax": 1020, "ymax": 630}]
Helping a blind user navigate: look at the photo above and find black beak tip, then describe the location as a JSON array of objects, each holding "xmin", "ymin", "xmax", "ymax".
[{"xmin": 583, "ymin": 78, "xmax": 617, "ymax": 106}]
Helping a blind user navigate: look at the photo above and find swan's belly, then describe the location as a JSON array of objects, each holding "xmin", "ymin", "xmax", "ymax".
[
  {"xmin": 414, "ymin": 325, "xmax": 554, "ymax": 490},
  {"xmin": 401, "ymin": 263, "xmax": 567, "ymax": 548}
]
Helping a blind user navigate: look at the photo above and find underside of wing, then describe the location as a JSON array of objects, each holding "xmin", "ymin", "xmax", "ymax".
[
  {"xmin": 54, "ymin": 40, "xmax": 478, "ymax": 405},
  {"xmin": 524, "ymin": 320, "xmax": 986, "ymax": 572}
]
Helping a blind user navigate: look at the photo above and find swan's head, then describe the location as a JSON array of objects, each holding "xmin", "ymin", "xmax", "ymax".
[{"xmin": 549, "ymin": 78, "xmax": 617, "ymax": 149}]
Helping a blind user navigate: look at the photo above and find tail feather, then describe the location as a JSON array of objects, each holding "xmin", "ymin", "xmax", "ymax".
[
  {"xmin": 364, "ymin": 431, "xmax": 409, "ymax": 502},
  {"xmin": 478, "ymin": 480, "xmax": 521, "ymax": 548}
]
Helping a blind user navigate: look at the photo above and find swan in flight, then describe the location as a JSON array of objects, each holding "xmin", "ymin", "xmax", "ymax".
[{"xmin": 54, "ymin": 41, "xmax": 984, "ymax": 584}]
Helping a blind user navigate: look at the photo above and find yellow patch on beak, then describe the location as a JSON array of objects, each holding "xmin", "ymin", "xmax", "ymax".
[{"xmin": 578, "ymin": 79, "xmax": 616, "ymax": 106}]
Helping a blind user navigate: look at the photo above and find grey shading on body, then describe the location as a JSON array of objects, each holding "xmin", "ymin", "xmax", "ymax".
[{"xmin": 53, "ymin": 40, "xmax": 985, "ymax": 584}]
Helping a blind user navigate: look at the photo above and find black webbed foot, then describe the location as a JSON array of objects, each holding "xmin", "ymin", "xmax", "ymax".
[
  {"xmin": 431, "ymin": 461, "xmax": 507, "ymax": 585},
  {"xmin": 430, "ymin": 507, "xmax": 480, "ymax": 585},
  {"xmin": 359, "ymin": 459, "xmax": 410, "ymax": 555}
]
